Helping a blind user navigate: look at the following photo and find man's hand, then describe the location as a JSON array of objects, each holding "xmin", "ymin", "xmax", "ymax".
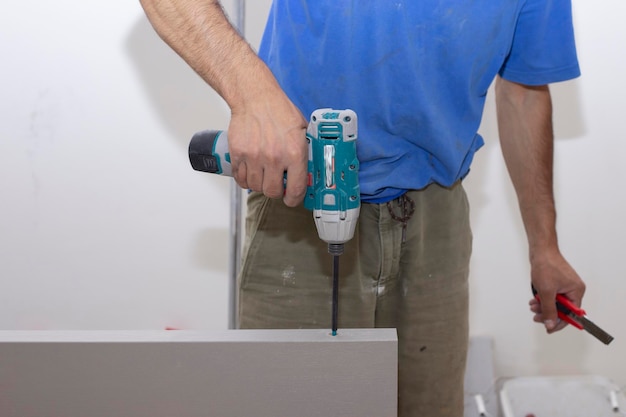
[
  {"xmin": 528, "ymin": 248, "xmax": 586, "ymax": 333},
  {"xmin": 495, "ymin": 76, "xmax": 586, "ymax": 333},
  {"xmin": 228, "ymin": 96, "xmax": 309, "ymax": 207}
]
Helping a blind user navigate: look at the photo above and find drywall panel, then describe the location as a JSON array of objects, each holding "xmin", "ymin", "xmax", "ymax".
[{"xmin": 0, "ymin": 329, "xmax": 397, "ymax": 417}]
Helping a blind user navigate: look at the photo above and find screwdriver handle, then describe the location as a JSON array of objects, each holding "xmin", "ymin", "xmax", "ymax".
[
  {"xmin": 555, "ymin": 293, "xmax": 586, "ymax": 317},
  {"xmin": 554, "ymin": 297, "xmax": 584, "ymax": 330},
  {"xmin": 532, "ymin": 286, "xmax": 584, "ymax": 330}
]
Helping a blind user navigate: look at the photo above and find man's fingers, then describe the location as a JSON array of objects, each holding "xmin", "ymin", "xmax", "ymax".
[
  {"xmin": 552, "ymin": 319, "xmax": 568, "ymax": 332},
  {"xmin": 540, "ymin": 305, "xmax": 559, "ymax": 332},
  {"xmin": 233, "ymin": 162, "xmax": 249, "ymax": 190},
  {"xmin": 233, "ymin": 159, "xmax": 306, "ymax": 204},
  {"xmin": 534, "ymin": 288, "xmax": 559, "ymax": 332},
  {"xmin": 529, "ymin": 298, "xmax": 541, "ymax": 314},
  {"xmin": 282, "ymin": 132, "xmax": 309, "ymax": 207},
  {"xmin": 283, "ymin": 164, "xmax": 307, "ymax": 207},
  {"xmin": 530, "ymin": 297, "xmax": 568, "ymax": 333},
  {"xmin": 262, "ymin": 167, "xmax": 287, "ymax": 199}
]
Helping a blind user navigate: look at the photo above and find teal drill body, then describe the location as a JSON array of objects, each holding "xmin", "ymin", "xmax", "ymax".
[
  {"xmin": 304, "ymin": 109, "xmax": 360, "ymax": 246},
  {"xmin": 189, "ymin": 108, "xmax": 361, "ymax": 246}
]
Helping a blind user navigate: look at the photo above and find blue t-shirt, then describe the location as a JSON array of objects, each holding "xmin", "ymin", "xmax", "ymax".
[{"xmin": 258, "ymin": 1, "xmax": 580, "ymax": 203}]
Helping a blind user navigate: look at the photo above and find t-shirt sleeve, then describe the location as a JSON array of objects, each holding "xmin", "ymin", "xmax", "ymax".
[{"xmin": 499, "ymin": 0, "xmax": 580, "ymax": 85}]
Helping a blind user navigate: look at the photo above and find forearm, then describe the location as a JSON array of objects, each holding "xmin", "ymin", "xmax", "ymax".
[
  {"xmin": 496, "ymin": 76, "xmax": 586, "ymax": 331},
  {"xmin": 495, "ymin": 76, "xmax": 558, "ymax": 258},
  {"xmin": 140, "ymin": 0, "xmax": 308, "ymax": 206},
  {"xmin": 139, "ymin": 0, "xmax": 281, "ymax": 111}
]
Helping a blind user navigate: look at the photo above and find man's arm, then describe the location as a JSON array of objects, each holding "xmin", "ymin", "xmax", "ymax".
[
  {"xmin": 495, "ymin": 75, "xmax": 586, "ymax": 333},
  {"xmin": 139, "ymin": 0, "xmax": 308, "ymax": 206}
]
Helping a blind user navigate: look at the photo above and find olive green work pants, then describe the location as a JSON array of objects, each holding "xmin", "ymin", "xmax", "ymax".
[{"xmin": 238, "ymin": 182, "xmax": 472, "ymax": 417}]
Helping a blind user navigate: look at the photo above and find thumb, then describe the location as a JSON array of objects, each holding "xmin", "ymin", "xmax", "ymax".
[{"xmin": 533, "ymin": 285, "xmax": 559, "ymax": 332}]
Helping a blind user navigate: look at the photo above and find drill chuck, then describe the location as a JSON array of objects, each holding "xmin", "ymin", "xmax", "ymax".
[{"xmin": 327, "ymin": 243, "xmax": 345, "ymax": 256}]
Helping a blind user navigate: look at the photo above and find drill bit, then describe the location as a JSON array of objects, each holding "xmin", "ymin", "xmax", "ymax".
[
  {"xmin": 328, "ymin": 243, "xmax": 344, "ymax": 336},
  {"xmin": 332, "ymin": 254, "xmax": 339, "ymax": 336}
]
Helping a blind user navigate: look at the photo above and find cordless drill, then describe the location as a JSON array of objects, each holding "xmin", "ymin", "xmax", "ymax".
[{"xmin": 188, "ymin": 109, "xmax": 360, "ymax": 335}]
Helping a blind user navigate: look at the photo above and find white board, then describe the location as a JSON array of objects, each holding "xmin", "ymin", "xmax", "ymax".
[{"xmin": 0, "ymin": 329, "xmax": 397, "ymax": 417}]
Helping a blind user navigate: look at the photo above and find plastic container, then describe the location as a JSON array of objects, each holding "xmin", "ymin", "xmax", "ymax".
[{"xmin": 500, "ymin": 375, "xmax": 625, "ymax": 417}]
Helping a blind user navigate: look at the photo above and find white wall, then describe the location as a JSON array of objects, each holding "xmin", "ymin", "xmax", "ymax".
[{"xmin": 1, "ymin": 0, "xmax": 624, "ymax": 390}]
